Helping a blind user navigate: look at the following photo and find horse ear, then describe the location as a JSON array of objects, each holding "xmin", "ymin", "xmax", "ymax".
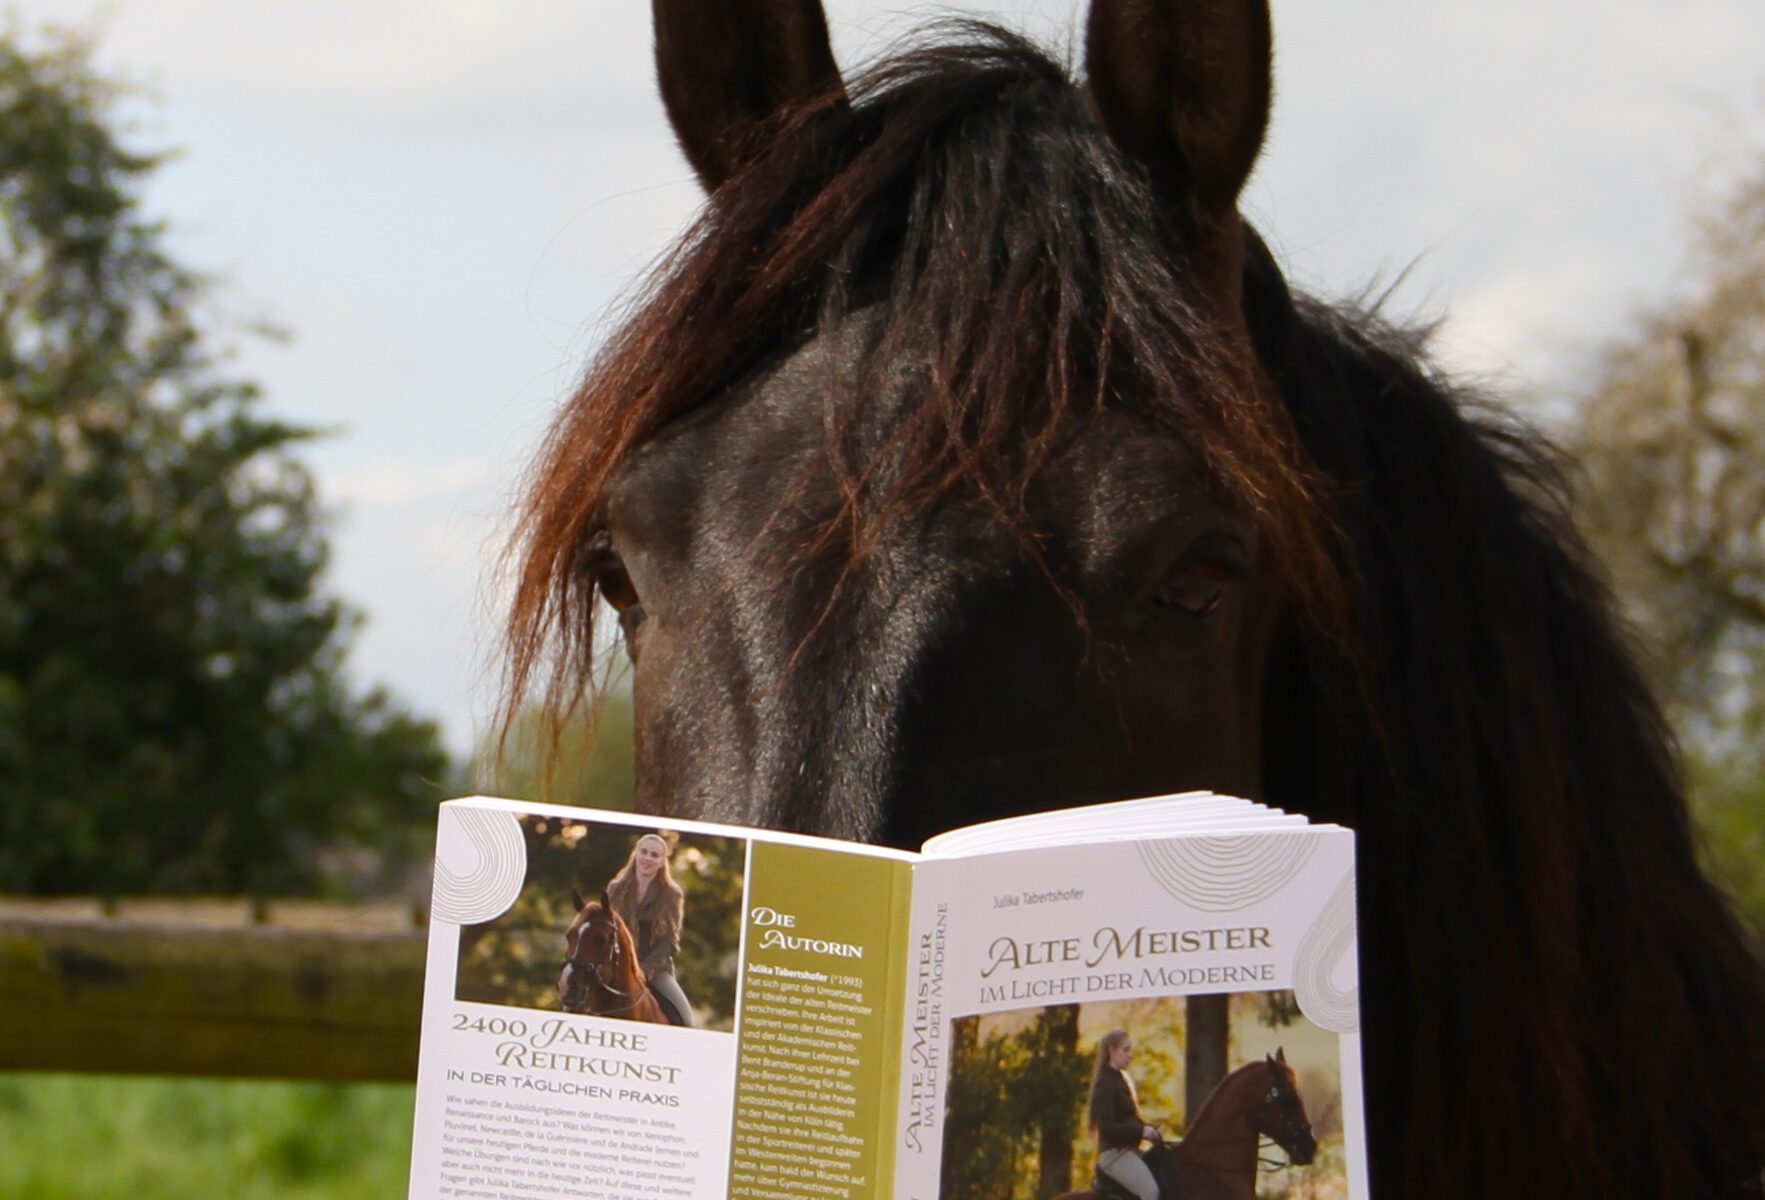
[
  {"xmin": 1275, "ymin": 1046, "xmax": 1287, "ymax": 1064},
  {"xmin": 1085, "ymin": 0, "xmax": 1271, "ymax": 303},
  {"xmin": 653, "ymin": 0, "xmax": 848, "ymax": 192},
  {"xmin": 600, "ymin": 889, "xmax": 612, "ymax": 911},
  {"xmin": 1085, "ymin": 0, "xmax": 1271, "ymax": 215},
  {"xmin": 571, "ymin": 887, "xmax": 586, "ymax": 911}
]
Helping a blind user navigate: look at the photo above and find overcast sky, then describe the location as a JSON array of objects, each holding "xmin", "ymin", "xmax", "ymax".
[{"xmin": 19, "ymin": 0, "xmax": 1765, "ymax": 758}]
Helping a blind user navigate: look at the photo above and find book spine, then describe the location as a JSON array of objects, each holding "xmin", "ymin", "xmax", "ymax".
[{"xmin": 889, "ymin": 860, "xmax": 957, "ymax": 1199}]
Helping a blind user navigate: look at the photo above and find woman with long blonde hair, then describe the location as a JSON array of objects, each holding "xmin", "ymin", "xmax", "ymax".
[
  {"xmin": 605, "ymin": 832, "xmax": 693, "ymax": 1026},
  {"xmin": 1088, "ymin": 1030, "xmax": 1160, "ymax": 1200}
]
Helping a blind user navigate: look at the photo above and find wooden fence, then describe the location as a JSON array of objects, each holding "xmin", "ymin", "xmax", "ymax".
[{"xmin": 0, "ymin": 898, "xmax": 427, "ymax": 1081}]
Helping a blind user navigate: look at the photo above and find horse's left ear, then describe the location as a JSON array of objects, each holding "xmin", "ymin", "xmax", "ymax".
[
  {"xmin": 600, "ymin": 889, "xmax": 613, "ymax": 910},
  {"xmin": 653, "ymin": 0, "xmax": 848, "ymax": 192},
  {"xmin": 1085, "ymin": 0, "xmax": 1271, "ymax": 307},
  {"xmin": 1273, "ymin": 1046, "xmax": 1287, "ymax": 1064}
]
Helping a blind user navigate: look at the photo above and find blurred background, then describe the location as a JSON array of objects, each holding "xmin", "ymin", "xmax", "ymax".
[{"xmin": 2, "ymin": 0, "xmax": 1762, "ymax": 1195}]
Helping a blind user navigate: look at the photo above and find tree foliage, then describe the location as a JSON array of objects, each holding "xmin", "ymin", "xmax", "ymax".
[
  {"xmin": 1566, "ymin": 150, "xmax": 1765, "ymax": 925},
  {"xmin": 941, "ymin": 1011, "xmax": 1092, "ymax": 1200},
  {"xmin": 0, "ymin": 26, "xmax": 447, "ymax": 894}
]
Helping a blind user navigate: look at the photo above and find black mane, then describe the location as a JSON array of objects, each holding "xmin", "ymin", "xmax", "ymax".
[{"xmin": 1250, "ymin": 244, "xmax": 1765, "ymax": 1191}]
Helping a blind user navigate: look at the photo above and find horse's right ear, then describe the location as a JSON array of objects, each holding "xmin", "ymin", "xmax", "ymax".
[
  {"xmin": 653, "ymin": 0, "xmax": 848, "ymax": 192},
  {"xmin": 1085, "ymin": 0, "xmax": 1271, "ymax": 309},
  {"xmin": 571, "ymin": 887, "xmax": 586, "ymax": 911}
]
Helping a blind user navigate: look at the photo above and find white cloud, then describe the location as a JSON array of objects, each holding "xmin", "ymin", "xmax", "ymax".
[{"xmin": 330, "ymin": 458, "xmax": 492, "ymax": 506}]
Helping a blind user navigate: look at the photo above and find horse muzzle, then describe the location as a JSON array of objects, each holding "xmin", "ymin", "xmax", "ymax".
[{"xmin": 556, "ymin": 961, "xmax": 582, "ymax": 1009}]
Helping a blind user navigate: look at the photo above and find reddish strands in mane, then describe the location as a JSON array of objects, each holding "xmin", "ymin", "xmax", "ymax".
[{"xmin": 501, "ymin": 38, "xmax": 1344, "ymax": 753}]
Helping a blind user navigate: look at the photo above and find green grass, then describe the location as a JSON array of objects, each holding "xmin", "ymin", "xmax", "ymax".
[{"xmin": 0, "ymin": 1073, "xmax": 414, "ymax": 1199}]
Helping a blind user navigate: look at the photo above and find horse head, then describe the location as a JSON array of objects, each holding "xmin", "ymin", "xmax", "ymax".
[
  {"xmin": 514, "ymin": 0, "xmax": 1310, "ymax": 846},
  {"xmin": 505, "ymin": 0, "xmax": 1765, "ymax": 1192},
  {"xmin": 556, "ymin": 888, "xmax": 627, "ymax": 1012},
  {"xmin": 1254, "ymin": 1048, "xmax": 1316, "ymax": 1167}
]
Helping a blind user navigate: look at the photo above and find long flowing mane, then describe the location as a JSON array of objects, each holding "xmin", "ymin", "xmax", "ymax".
[
  {"xmin": 506, "ymin": 22, "xmax": 1765, "ymax": 1196},
  {"xmin": 1255, "ymin": 273, "xmax": 1765, "ymax": 1190}
]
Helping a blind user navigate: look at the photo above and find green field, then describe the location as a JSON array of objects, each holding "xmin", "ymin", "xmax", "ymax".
[{"xmin": 0, "ymin": 1074, "xmax": 414, "ymax": 1199}]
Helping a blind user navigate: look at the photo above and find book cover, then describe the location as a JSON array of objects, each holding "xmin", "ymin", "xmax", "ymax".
[
  {"xmin": 898, "ymin": 829, "xmax": 1364, "ymax": 1199},
  {"xmin": 406, "ymin": 796, "xmax": 1363, "ymax": 1200}
]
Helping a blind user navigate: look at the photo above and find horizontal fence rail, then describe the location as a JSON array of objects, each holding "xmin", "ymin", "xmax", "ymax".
[{"xmin": 0, "ymin": 899, "xmax": 427, "ymax": 1081}]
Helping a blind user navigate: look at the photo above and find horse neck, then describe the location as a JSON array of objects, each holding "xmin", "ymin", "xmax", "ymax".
[
  {"xmin": 608, "ymin": 916, "xmax": 645, "ymax": 990},
  {"xmin": 578, "ymin": 908, "xmax": 644, "ymax": 993},
  {"xmin": 1168, "ymin": 1062, "xmax": 1266, "ymax": 1196}
]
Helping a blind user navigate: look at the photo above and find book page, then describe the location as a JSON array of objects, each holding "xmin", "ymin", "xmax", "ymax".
[
  {"xmin": 894, "ymin": 826, "xmax": 1366, "ymax": 1200},
  {"xmin": 918, "ymin": 792, "xmax": 1256, "ymax": 857},
  {"xmin": 408, "ymin": 799, "xmax": 913, "ymax": 1200}
]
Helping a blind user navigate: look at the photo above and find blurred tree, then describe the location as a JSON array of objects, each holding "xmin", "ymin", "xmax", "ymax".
[
  {"xmin": 940, "ymin": 1008, "xmax": 1100, "ymax": 1199},
  {"xmin": 941, "ymin": 1016, "xmax": 1032, "ymax": 1200},
  {"xmin": 1565, "ymin": 150, "xmax": 1765, "ymax": 927},
  {"xmin": 1027, "ymin": 1004, "xmax": 1083, "ymax": 1197},
  {"xmin": 1185, "ymin": 994, "xmax": 1228, "ymax": 1127},
  {"xmin": 0, "ymin": 26, "xmax": 447, "ymax": 894},
  {"xmin": 486, "ymin": 686, "xmax": 635, "ymax": 810}
]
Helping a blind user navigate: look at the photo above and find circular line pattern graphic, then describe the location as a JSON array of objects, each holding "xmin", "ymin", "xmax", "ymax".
[
  {"xmin": 1293, "ymin": 869, "xmax": 1359, "ymax": 1033},
  {"xmin": 1135, "ymin": 834, "xmax": 1319, "ymax": 912},
  {"xmin": 431, "ymin": 807, "xmax": 527, "ymax": 924}
]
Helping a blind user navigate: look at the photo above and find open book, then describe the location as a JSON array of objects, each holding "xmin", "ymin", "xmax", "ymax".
[{"xmin": 407, "ymin": 794, "xmax": 1367, "ymax": 1199}]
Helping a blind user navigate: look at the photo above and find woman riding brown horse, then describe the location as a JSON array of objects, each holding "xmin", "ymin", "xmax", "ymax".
[
  {"xmin": 604, "ymin": 832, "xmax": 693, "ymax": 1026},
  {"xmin": 1060, "ymin": 1048, "xmax": 1317, "ymax": 1200}
]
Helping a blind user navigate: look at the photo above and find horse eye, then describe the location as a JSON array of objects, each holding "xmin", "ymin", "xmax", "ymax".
[
  {"xmin": 590, "ymin": 548, "xmax": 639, "ymax": 613},
  {"xmin": 1154, "ymin": 562, "xmax": 1232, "ymax": 618},
  {"xmin": 615, "ymin": 598, "xmax": 647, "ymax": 648},
  {"xmin": 585, "ymin": 533, "xmax": 646, "ymax": 647}
]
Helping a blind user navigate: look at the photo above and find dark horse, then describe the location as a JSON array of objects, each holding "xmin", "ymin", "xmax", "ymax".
[
  {"xmin": 556, "ymin": 888, "xmax": 668, "ymax": 1023},
  {"xmin": 1056, "ymin": 1051, "xmax": 1317, "ymax": 1200},
  {"xmin": 502, "ymin": 0, "xmax": 1765, "ymax": 1193}
]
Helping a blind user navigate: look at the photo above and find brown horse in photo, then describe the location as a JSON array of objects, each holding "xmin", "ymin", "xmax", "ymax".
[
  {"xmin": 1166, "ymin": 1050, "xmax": 1317, "ymax": 1200},
  {"xmin": 1055, "ymin": 1050, "xmax": 1318, "ymax": 1200},
  {"xmin": 556, "ymin": 888, "xmax": 668, "ymax": 1023},
  {"xmin": 502, "ymin": 0, "xmax": 1765, "ymax": 1193}
]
